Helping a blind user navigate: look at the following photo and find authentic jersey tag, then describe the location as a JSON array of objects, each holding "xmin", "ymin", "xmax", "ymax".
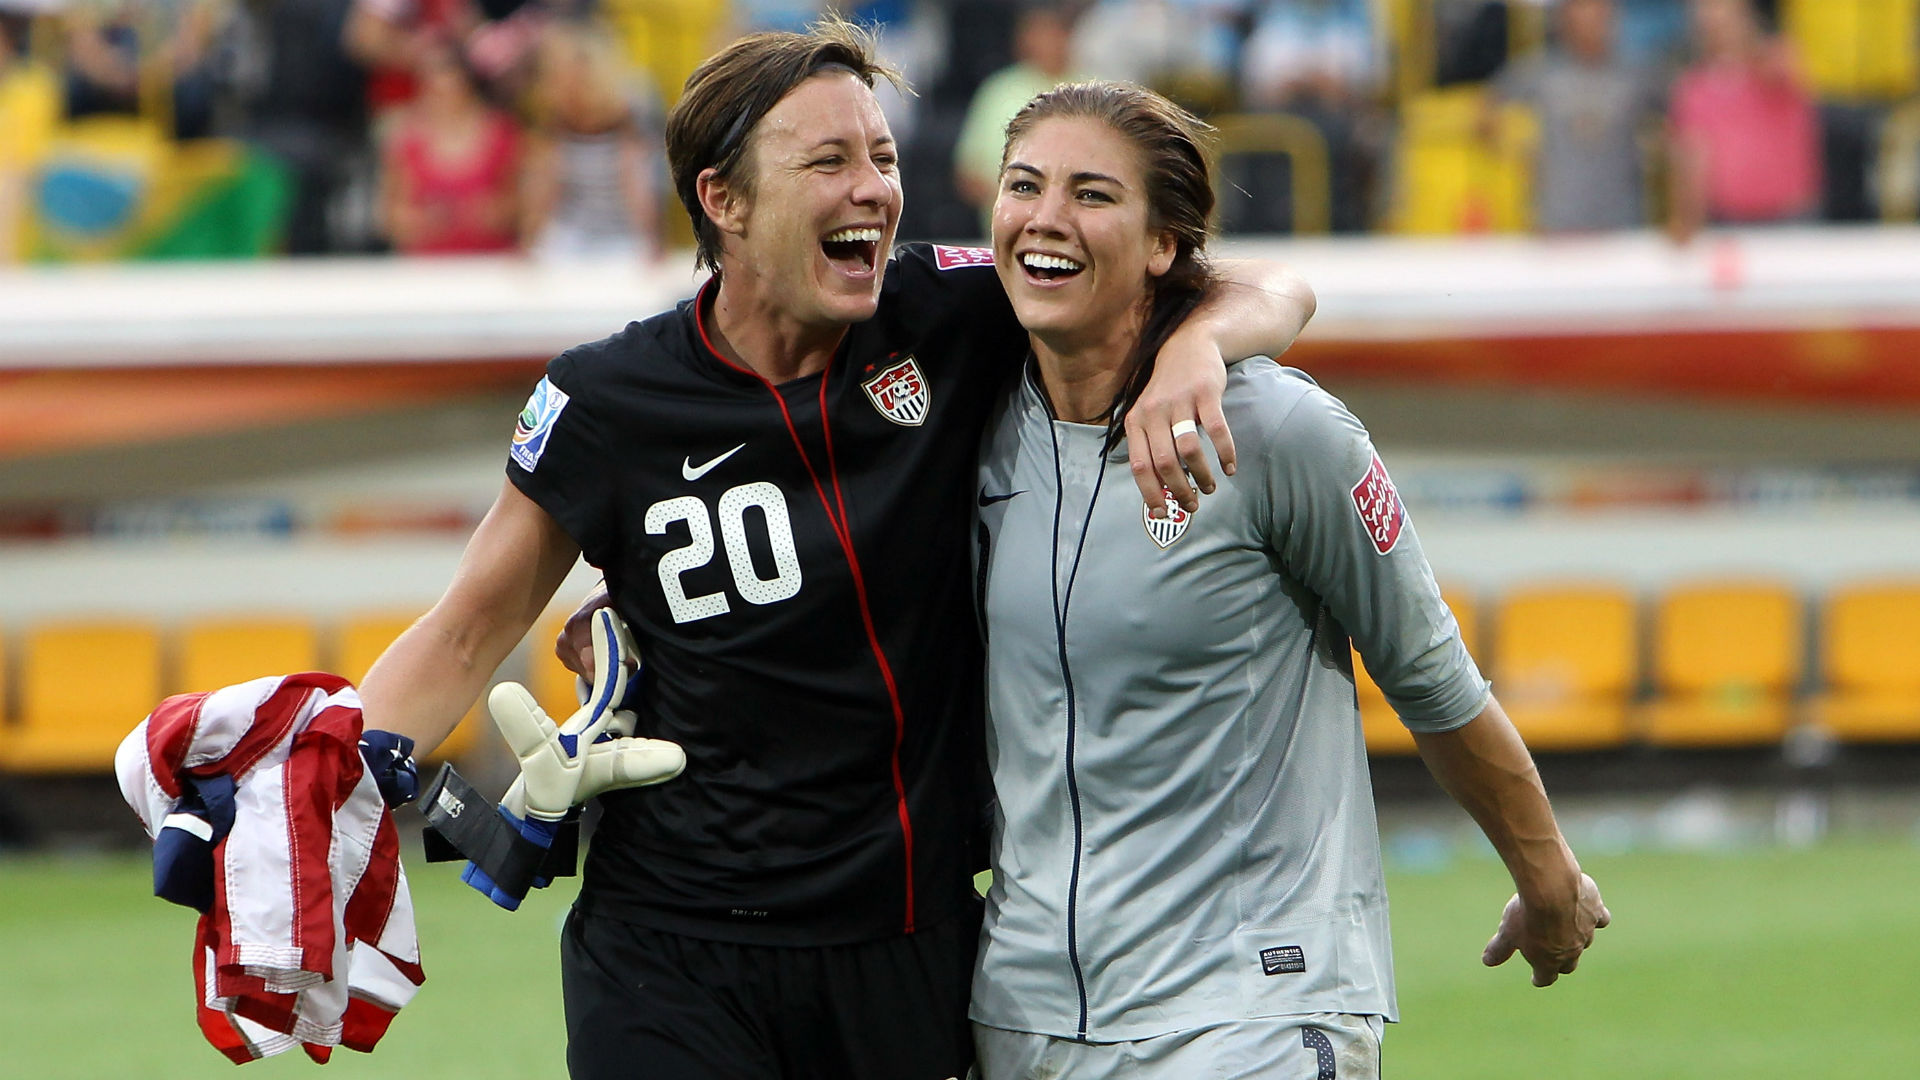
[
  {"xmin": 862, "ymin": 355, "xmax": 930, "ymax": 426},
  {"xmin": 1143, "ymin": 487, "xmax": 1192, "ymax": 548},
  {"xmin": 932, "ymin": 245, "xmax": 994, "ymax": 270},
  {"xmin": 1350, "ymin": 453, "xmax": 1405, "ymax": 555},
  {"xmin": 510, "ymin": 376, "xmax": 570, "ymax": 472},
  {"xmin": 1260, "ymin": 945, "xmax": 1307, "ymax": 976}
]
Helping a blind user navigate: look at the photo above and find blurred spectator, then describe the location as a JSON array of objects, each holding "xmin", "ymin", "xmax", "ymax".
[
  {"xmin": 520, "ymin": 20, "xmax": 660, "ymax": 261},
  {"xmin": 343, "ymin": 0, "xmax": 478, "ymax": 120},
  {"xmin": 1071, "ymin": 0, "xmax": 1240, "ymax": 95},
  {"xmin": 1242, "ymin": 0, "xmax": 1381, "ymax": 109},
  {"xmin": 228, "ymin": 0, "xmax": 373, "ymax": 254},
  {"xmin": 63, "ymin": 0, "xmax": 231, "ymax": 139},
  {"xmin": 1613, "ymin": 0, "xmax": 1689, "ymax": 67},
  {"xmin": 1485, "ymin": 0, "xmax": 1663, "ymax": 233},
  {"xmin": 732, "ymin": 0, "xmax": 824, "ymax": 33},
  {"xmin": 953, "ymin": 1, "xmax": 1078, "ymax": 218},
  {"xmin": 732, "ymin": 0, "xmax": 916, "ymax": 34},
  {"xmin": 1667, "ymin": 0, "xmax": 1820, "ymax": 242},
  {"xmin": 378, "ymin": 37, "xmax": 520, "ymax": 253},
  {"xmin": 1239, "ymin": 0, "xmax": 1386, "ymax": 232}
]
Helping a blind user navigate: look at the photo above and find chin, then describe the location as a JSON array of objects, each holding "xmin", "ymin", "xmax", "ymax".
[
  {"xmin": 1009, "ymin": 297, "xmax": 1078, "ymax": 338},
  {"xmin": 820, "ymin": 290, "xmax": 882, "ymax": 326}
]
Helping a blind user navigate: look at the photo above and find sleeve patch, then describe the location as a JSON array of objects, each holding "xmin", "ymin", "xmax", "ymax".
[
  {"xmin": 510, "ymin": 377, "xmax": 571, "ymax": 472},
  {"xmin": 932, "ymin": 245, "xmax": 995, "ymax": 270},
  {"xmin": 1350, "ymin": 453, "xmax": 1405, "ymax": 555}
]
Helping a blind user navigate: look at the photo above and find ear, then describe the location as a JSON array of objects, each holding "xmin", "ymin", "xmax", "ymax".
[
  {"xmin": 1146, "ymin": 228, "xmax": 1177, "ymax": 279},
  {"xmin": 696, "ymin": 167, "xmax": 749, "ymax": 240}
]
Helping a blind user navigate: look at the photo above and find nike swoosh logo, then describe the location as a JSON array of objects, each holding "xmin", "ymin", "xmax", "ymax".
[
  {"xmin": 683, "ymin": 444, "xmax": 746, "ymax": 482},
  {"xmin": 978, "ymin": 487, "xmax": 1026, "ymax": 507}
]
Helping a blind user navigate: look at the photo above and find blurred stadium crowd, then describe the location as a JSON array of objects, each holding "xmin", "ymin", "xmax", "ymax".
[{"xmin": 1, "ymin": 0, "xmax": 1917, "ymax": 263}]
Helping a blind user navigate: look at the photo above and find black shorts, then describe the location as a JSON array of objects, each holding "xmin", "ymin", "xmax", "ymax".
[{"xmin": 560, "ymin": 902, "xmax": 983, "ymax": 1080}]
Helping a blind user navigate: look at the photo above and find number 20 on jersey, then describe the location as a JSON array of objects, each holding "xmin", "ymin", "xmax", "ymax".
[{"xmin": 646, "ymin": 483, "xmax": 803, "ymax": 624}]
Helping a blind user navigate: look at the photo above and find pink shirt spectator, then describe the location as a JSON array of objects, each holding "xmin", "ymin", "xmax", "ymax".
[
  {"xmin": 1670, "ymin": 62, "xmax": 1821, "ymax": 223},
  {"xmin": 390, "ymin": 110, "xmax": 520, "ymax": 254}
]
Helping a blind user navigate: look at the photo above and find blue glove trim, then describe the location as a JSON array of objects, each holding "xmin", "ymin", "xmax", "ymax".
[
  {"xmin": 459, "ymin": 806, "xmax": 558, "ymax": 911},
  {"xmin": 586, "ymin": 609, "xmax": 623, "ymax": 722}
]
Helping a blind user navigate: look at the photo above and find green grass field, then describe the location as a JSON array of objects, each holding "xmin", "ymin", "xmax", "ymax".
[{"xmin": 3, "ymin": 838, "xmax": 1918, "ymax": 1079}]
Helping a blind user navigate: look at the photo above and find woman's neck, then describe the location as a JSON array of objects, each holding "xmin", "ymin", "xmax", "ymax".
[
  {"xmin": 1030, "ymin": 310, "xmax": 1144, "ymax": 425},
  {"xmin": 709, "ymin": 275, "xmax": 844, "ymax": 384}
]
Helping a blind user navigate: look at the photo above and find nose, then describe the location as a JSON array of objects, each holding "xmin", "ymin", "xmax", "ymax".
[
  {"xmin": 1025, "ymin": 185, "xmax": 1070, "ymax": 238},
  {"xmin": 849, "ymin": 155, "xmax": 894, "ymax": 210}
]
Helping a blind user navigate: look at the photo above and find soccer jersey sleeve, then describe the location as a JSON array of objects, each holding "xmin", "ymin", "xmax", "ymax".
[
  {"xmin": 504, "ymin": 348, "xmax": 618, "ymax": 567},
  {"xmin": 1258, "ymin": 378, "xmax": 1490, "ymax": 732}
]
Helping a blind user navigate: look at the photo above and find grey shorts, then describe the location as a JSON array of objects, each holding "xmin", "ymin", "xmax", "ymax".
[{"xmin": 973, "ymin": 1012, "xmax": 1385, "ymax": 1080}]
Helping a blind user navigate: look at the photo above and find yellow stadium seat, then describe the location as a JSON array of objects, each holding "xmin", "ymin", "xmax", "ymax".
[
  {"xmin": 1784, "ymin": 0, "xmax": 1918, "ymax": 100},
  {"xmin": 176, "ymin": 616, "xmax": 322, "ymax": 695},
  {"xmin": 1491, "ymin": 584, "xmax": 1635, "ymax": 751},
  {"xmin": 336, "ymin": 611, "xmax": 483, "ymax": 761},
  {"xmin": 1391, "ymin": 88, "xmax": 1537, "ymax": 235},
  {"xmin": 1357, "ymin": 587, "xmax": 1480, "ymax": 755},
  {"xmin": 1639, "ymin": 582, "xmax": 1802, "ymax": 748},
  {"xmin": 0, "ymin": 620, "xmax": 162, "ymax": 773},
  {"xmin": 1808, "ymin": 582, "xmax": 1920, "ymax": 741}
]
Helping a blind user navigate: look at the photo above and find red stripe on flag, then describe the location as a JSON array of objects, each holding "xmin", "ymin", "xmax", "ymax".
[
  {"xmin": 145, "ymin": 692, "xmax": 213, "ymax": 799},
  {"xmin": 281, "ymin": 728, "xmax": 349, "ymax": 978},
  {"xmin": 215, "ymin": 674, "xmax": 351, "ymax": 782}
]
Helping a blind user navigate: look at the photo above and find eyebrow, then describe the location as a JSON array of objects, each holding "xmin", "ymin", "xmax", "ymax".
[
  {"xmin": 1004, "ymin": 162, "xmax": 1125, "ymax": 187},
  {"xmin": 806, "ymin": 135, "xmax": 897, "ymax": 152}
]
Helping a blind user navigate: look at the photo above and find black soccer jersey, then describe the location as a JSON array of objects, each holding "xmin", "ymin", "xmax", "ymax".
[{"xmin": 507, "ymin": 243, "xmax": 1028, "ymax": 945}]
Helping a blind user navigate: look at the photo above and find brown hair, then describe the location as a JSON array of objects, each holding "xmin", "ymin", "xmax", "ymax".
[
  {"xmin": 666, "ymin": 16, "xmax": 905, "ymax": 274},
  {"xmin": 1000, "ymin": 81, "xmax": 1220, "ymax": 444}
]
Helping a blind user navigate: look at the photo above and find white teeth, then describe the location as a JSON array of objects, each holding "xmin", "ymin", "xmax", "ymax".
[
  {"xmin": 824, "ymin": 227, "xmax": 882, "ymax": 244},
  {"xmin": 1021, "ymin": 252, "xmax": 1084, "ymax": 272}
]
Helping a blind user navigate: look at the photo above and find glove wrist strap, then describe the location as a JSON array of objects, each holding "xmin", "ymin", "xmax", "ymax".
[{"xmin": 417, "ymin": 764, "xmax": 579, "ymax": 901}]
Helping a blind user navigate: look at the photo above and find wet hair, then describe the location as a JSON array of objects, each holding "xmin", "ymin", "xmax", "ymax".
[
  {"xmin": 666, "ymin": 16, "xmax": 906, "ymax": 274},
  {"xmin": 1000, "ymin": 80, "xmax": 1221, "ymax": 447}
]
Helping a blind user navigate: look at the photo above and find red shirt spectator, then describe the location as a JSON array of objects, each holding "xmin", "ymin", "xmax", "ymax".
[
  {"xmin": 1667, "ymin": 0, "xmax": 1822, "ymax": 240},
  {"xmin": 1671, "ymin": 57, "xmax": 1821, "ymax": 222},
  {"xmin": 345, "ymin": 0, "xmax": 478, "ymax": 114},
  {"xmin": 381, "ymin": 41, "xmax": 521, "ymax": 254}
]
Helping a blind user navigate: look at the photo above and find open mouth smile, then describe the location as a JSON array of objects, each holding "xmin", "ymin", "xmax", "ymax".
[
  {"xmin": 822, "ymin": 226, "xmax": 882, "ymax": 274},
  {"xmin": 1020, "ymin": 251, "xmax": 1085, "ymax": 282}
]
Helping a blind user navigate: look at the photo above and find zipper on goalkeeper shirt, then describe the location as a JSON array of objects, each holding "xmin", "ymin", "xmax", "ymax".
[{"xmin": 1045, "ymin": 392, "xmax": 1103, "ymax": 1042}]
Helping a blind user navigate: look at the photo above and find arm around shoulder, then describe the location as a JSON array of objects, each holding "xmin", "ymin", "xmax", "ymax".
[
  {"xmin": 357, "ymin": 479, "xmax": 582, "ymax": 756},
  {"xmin": 1413, "ymin": 695, "xmax": 1611, "ymax": 986},
  {"xmin": 1127, "ymin": 260, "xmax": 1317, "ymax": 514},
  {"xmin": 1195, "ymin": 259, "xmax": 1316, "ymax": 364}
]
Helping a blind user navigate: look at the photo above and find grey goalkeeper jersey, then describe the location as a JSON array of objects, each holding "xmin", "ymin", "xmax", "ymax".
[{"xmin": 970, "ymin": 359, "xmax": 1490, "ymax": 1041}]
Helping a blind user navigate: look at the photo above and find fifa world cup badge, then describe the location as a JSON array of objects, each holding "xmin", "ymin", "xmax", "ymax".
[{"xmin": 511, "ymin": 377, "xmax": 571, "ymax": 472}]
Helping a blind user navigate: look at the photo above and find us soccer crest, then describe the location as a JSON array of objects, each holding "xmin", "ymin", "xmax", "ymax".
[
  {"xmin": 1143, "ymin": 487, "xmax": 1192, "ymax": 548},
  {"xmin": 862, "ymin": 355, "xmax": 930, "ymax": 426}
]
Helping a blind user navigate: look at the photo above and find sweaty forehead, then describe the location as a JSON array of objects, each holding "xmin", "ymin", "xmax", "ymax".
[
  {"xmin": 757, "ymin": 72, "xmax": 891, "ymax": 153},
  {"xmin": 1010, "ymin": 117, "xmax": 1143, "ymax": 183}
]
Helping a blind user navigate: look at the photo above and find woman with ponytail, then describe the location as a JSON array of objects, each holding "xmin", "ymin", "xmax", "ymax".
[{"xmin": 970, "ymin": 81, "xmax": 1608, "ymax": 1078}]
